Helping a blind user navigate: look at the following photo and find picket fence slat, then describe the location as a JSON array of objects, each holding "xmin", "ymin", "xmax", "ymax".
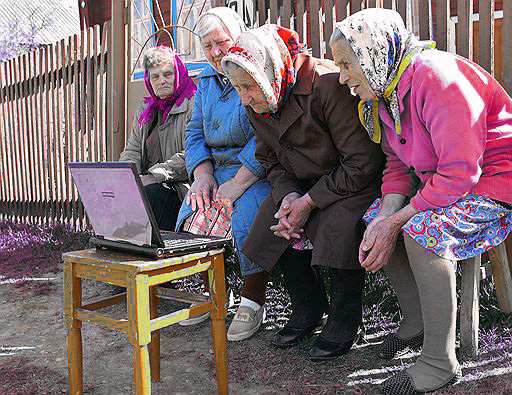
[
  {"xmin": 324, "ymin": 0, "xmax": 334, "ymax": 59},
  {"xmin": 457, "ymin": 0, "xmax": 473, "ymax": 59},
  {"xmin": 478, "ymin": 0, "xmax": 494, "ymax": 74}
]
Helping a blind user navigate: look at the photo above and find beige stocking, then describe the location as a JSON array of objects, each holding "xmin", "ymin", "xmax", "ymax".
[
  {"xmin": 403, "ymin": 234, "xmax": 459, "ymax": 391},
  {"xmin": 383, "ymin": 238, "xmax": 423, "ymax": 338}
]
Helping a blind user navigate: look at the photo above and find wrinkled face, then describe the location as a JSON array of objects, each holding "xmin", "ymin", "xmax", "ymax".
[
  {"xmin": 201, "ymin": 25, "xmax": 234, "ymax": 72},
  {"xmin": 148, "ymin": 61, "xmax": 175, "ymax": 99},
  {"xmin": 331, "ymin": 39, "xmax": 376, "ymax": 102},
  {"xmin": 228, "ymin": 65, "xmax": 270, "ymax": 114}
]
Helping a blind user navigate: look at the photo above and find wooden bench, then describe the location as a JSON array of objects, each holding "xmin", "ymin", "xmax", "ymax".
[
  {"xmin": 460, "ymin": 238, "xmax": 512, "ymax": 356},
  {"xmin": 63, "ymin": 248, "xmax": 228, "ymax": 395}
]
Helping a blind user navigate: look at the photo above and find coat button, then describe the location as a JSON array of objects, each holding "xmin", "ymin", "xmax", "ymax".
[
  {"xmin": 286, "ymin": 144, "xmax": 293, "ymax": 151},
  {"xmin": 409, "ymin": 166, "xmax": 415, "ymax": 172},
  {"xmin": 400, "ymin": 138, "xmax": 406, "ymax": 144}
]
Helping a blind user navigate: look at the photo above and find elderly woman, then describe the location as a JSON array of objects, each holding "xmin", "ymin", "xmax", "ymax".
[
  {"xmin": 175, "ymin": 8, "xmax": 274, "ymax": 341},
  {"xmin": 330, "ymin": 9, "xmax": 512, "ymax": 394},
  {"xmin": 222, "ymin": 25, "xmax": 383, "ymax": 360},
  {"xmin": 120, "ymin": 47, "xmax": 196, "ymax": 230}
]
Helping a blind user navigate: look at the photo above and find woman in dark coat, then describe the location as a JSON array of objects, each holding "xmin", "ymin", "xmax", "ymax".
[{"xmin": 222, "ymin": 24, "xmax": 384, "ymax": 360}]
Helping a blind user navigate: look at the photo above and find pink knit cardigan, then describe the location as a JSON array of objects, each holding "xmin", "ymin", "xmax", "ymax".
[{"xmin": 379, "ymin": 49, "xmax": 512, "ymax": 211}]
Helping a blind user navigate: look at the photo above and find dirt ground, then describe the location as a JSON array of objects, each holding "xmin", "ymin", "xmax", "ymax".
[{"xmin": 1, "ymin": 266, "xmax": 512, "ymax": 394}]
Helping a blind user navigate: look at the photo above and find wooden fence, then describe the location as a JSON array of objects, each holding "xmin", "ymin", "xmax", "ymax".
[
  {"xmin": 1, "ymin": 1, "xmax": 512, "ymax": 229},
  {"xmin": 0, "ymin": 22, "xmax": 112, "ymax": 228}
]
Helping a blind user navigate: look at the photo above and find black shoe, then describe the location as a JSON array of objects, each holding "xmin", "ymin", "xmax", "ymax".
[
  {"xmin": 381, "ymin": 365, "xmax": 462, "ymax": 394},
  {"xmin": 377, "ymin": 331, "xmax": 424, "ymax": 360},
  {"xmin": 272, "ymin": 320, "xmax": 323, "ymax": 348},
  {"xmin": 308, "ymin": 326, "xmax": 364, "ymax": 361}
]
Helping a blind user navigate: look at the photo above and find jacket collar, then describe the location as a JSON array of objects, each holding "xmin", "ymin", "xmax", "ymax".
[
  {"xmin": 198, "ymin": 64, "xmax": 220, "ymax": 78},
  {"xmin": 291, "ymin": 53, "xmax": 315, "ymax": 95}
]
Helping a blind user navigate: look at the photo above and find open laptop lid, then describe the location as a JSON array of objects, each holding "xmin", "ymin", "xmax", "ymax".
[{"xmin": 68, "ymin": 162, "xmax": 165, "ymax": 248}]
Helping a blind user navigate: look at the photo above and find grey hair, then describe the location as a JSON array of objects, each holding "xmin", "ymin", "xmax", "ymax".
[
  {"xmin": 196, "ymin": 14, "xmax": 227, "ymax": 40},
  {"xmin": 143, "ymin": 47, "xmax": 174, "ymax": 71},
  {"xmin": 329, "ymin": 27, "xmax": 348, "ymax": 48}
]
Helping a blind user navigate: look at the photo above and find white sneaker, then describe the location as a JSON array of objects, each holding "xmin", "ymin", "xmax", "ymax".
[
  {"xmin": 178, "ymin": 302, "xmax": 211, "ymax": 326},
  {"xmin": 227, "ymin": 304, "xmax": 265, "ymax": 341}
]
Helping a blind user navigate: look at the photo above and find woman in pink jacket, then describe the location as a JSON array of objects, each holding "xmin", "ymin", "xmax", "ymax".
[{"xmin": 331, "ymin": 9, "xmax": 512, "ymax": 395}]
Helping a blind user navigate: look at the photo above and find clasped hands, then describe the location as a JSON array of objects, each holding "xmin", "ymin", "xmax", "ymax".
[
  {"xmin": 270, "ymin": 192, "xmax": 315, "ymax": 240},
  {"xmin": 186, "ymin": 173, "xmax": 245, "ymax": 217}
]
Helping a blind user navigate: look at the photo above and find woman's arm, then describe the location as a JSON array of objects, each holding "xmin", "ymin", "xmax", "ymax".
[
  {"xmin": 215, "ymin": 165, "xmax": 259, "ymax": 214},
  {"xmin": 187, "ymin": 160, "xmax": 217, "ymax": 211}
]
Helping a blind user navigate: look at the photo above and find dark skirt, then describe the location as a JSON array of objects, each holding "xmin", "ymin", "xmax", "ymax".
[{"xmin": 242, "ymin": 180, "xmax": 381, "ymax": 271}]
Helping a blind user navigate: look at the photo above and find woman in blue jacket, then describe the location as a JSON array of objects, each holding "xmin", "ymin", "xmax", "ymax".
[{"xmin": 175, "ymin": 7, "xmax": 273, "ymax": 341}]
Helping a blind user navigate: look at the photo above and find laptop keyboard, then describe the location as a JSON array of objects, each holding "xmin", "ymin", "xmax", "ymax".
[{"xmin": 163, "ymin": 238, "xmax": 211, "ymax": 248}]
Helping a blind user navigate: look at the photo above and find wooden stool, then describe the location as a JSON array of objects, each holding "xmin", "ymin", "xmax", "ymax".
[
  {"xmin": 63, "ymin": 248, "xmax": 228, "ymax": 395},
  {"xmin": 459, "ymin": 238, "xmax": 512, "ymax": 356}
]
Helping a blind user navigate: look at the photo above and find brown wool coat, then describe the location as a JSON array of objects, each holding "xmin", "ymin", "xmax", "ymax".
[{"xmin": 241, "ymin": 54, "xmax": 384, "ymax": 271}]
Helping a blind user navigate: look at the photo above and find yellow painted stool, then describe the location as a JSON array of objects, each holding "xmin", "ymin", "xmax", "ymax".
[{"xmin": 63, "ymin": 248, "xmax": 228, "ymax": 395}]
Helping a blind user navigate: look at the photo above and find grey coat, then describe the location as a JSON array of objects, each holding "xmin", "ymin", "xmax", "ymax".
[{"xmin": 119, "ymin": 97, "xmax": 195, "ymax": 199}]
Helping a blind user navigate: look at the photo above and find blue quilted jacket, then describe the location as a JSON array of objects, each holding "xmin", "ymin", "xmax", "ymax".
[{"xmin": 176, "ymin": 65, "xmax": 271, "ymax": 276}]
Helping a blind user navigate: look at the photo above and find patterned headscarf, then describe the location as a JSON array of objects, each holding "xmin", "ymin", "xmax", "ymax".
[
  {"xmin": 196, "ymin": 7, "xmax": 247, "ymax": 74},
  {"xmin": 138, "ymin": 48, "xmax": 196, "ymax": 127},
  {"xmin": 334, "ymin": 9, "xmax": 435, "ymax": 143},
  {"xmin": 221, "ymin": 24, "xmax": 306, "ymax": 115}
]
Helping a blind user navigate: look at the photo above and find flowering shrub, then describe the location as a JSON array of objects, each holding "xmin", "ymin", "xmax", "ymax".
[{"xmin": 0, "ymin": 7, "xmax": 54, "ymax": 63}]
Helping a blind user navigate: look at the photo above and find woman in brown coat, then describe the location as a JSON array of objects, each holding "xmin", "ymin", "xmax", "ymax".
[{"xmin": 222, "ymin": 24, "xmax": 383, "ymax": 360}]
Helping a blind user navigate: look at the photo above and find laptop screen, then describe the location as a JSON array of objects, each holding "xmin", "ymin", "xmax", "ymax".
[{"xmin": 69, "ymin": 163, "xmax": 153, "ymax": 246}]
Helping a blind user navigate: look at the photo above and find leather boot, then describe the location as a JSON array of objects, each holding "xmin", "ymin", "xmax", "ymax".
[
  {"xmin": 309, "ymin": 268, "xmax": 365, "ymax": 361},
  {"xmin": 272, "ymin": 249, "xmax": 329, "ymax": 348}
]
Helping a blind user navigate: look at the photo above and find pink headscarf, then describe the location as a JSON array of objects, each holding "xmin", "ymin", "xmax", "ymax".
[{"xmin": 138, "ymin": 49, "xmax": 196, "ymax": 127}]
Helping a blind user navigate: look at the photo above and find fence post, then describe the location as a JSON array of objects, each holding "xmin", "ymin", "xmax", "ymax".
[
  {"xmin": 110, "ymin": 0, "xmax": 128, "ymax": 161},
  {"xmin": 503, "ymin": 0, "xmax": 512, "ymax": 94}
]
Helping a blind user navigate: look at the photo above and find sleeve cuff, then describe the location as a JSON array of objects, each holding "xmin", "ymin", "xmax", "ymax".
[{"xmin": 381, "ymin": 180, "xmax": 415, "ymax": 197}]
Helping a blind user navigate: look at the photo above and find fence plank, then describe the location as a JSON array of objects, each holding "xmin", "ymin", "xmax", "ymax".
[
  {"xmin": 61, "ymin": 38, "xmax": 71, "ymax": 223},
  {"xmin": 87, "ymin": 27, "xmax": 94, "ymax": 163},
  {"xmin": 296, "ymin": 0, "xmax": 305, "ymax": 42},
  {"xmin": 93, "ymin": 25, "xmax": 100, "ymax": 162},
  {"xmin": 270, "ymin": 0, "xmax": 278, "ymax": 23},
  {"xmin": 435, "ymin": 0, "xmax": 450, "ymax": 51},
  {"xmin": 383, "ymin": 0, "xmax": 393, "ymax": 9},
  {"xmin": 99, "ymin": 23, "xmax": 108, "ymax": 162},
  {"xmin": 37, "ymin": 48, "xmax": 48, "ymax": 222},
  {"xmin": 24, "ymin": 53, "xmax": 37, "ymax": 222},
  {"xmin": 478, "ymin": 0, "xmax": 494, "ymax": 74},
  {"xmin": 15, "ymin": 56, "xmax": 29, "ymax": 221},
  {"xmin": 283, "ymin": 0, "xmax": 292, "ymax": 27},
  {"xmin": 258, "ymin": 0, "xmax": 266, "ymax": 26},
  {"xmin": 0, "ymin": 68, "xmax": 8, "ymax": 218},
  {"xmin": 367, "ymin": 0, "xmax": 377, "ymax": 7},
  {"xmin": 50, "ymin": 43, "xmax": 60, "ymax": 222},
  {"xmin": 502, "ymin": 0, "xmax": 512, "ymax": 94},
  {"xmin": 55, "ymin": 44, "xmax": 64, "ymax": 222},
  {"xmin": 397, "ymin": 0, "xmax": 407, "ymax": 25},
  {"xmin": 5, "ymin": 62, "xmax": 18, "ymax": 219},
  {"xmin": 418, "ymin": 0, "xmax": 430, "ymax": 40},
  {"xmin": 43, "ymin": 46, "xmax": 54, "ymax": 222},
  {"xmin": 351, "ymin": 0, "xmax": 361, "ymax": 14},
  {"xmin": 73, "ymin": 34, "xmax": 80, "ymax": 227},
  {"xmin": 105, "ymin": 23, "xmax": 113, "ymax": 161},
  {"xmin": 336, "ymin": 0, "xmax": 348, "ymax": 22},
  {"xmin": 324, "ymin": 0, "xmax": 334, "ymax": 58},
  {"xmin": 457, "ymin": 0, "xmax": 473, "ymax": 60},
  {"xmin": 310, "ymin": 0, "xmax": 322, "ymax": 57},
  {"xmin": 29, "ymin": 51, "xmax": 42, "ymax": 222}
]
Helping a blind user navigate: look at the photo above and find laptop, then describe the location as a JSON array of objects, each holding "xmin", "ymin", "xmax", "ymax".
[{"xmin": 68, "ymin": 162, "xmax": 232, "ymax": 258}]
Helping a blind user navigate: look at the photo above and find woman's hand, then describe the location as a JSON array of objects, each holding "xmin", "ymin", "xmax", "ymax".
[
  {"xmin": 215, "ymin": 178, "xmax": 246, "ymax": 216},
  {"xmin": 270, "ymin": 193, "xmax": 316, "ymax": 240},
  {"xmin": 187, "ymin": 174, "xmax": 218, "ymax": 211},
  {"xmin": 359, "ymin": 216, "xmax": 402, "ymax": 272},
  {"xmin": 359, "ymin": 214, "xmax": 388, "ymax": 263}
]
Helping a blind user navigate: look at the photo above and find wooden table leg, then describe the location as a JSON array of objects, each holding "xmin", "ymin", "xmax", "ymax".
[
  {"xmin": 64, "ymin": 261, "xmax": 83, "ymax": 395},
  {"xmin": 209, "ymin": 253, "xmax": 228, "ymax": 395},
  {"xmin": 134, "ymin": 344, "xmax": 151, "ymax": 394},
  {"xmin": 460, "ymin": 255, "xmax": 481, "ymax": 357},
  {"xmin": 149, "ymin": 286, "xmax": 160, "ymax": 381},
  {"xmin": 127, "ymin": 272, "xmax": 151, "ymax": 395}
]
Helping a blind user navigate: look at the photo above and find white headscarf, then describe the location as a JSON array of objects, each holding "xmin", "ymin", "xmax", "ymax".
[
  {"xmin": 196, "ymin": 7, "xmax": 247, "ymax": 73},
  {"xmin": 334, "ymin": 9, "xmax": 434, "ymax": 143}
]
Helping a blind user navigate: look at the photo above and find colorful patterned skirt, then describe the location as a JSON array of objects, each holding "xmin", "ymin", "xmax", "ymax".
[{"xmin": 363, "ymin": 194, "xmax": 512, "ymax": 261}]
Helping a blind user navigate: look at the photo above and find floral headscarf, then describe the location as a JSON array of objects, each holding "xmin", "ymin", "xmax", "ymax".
[
  {"xmin": 334, "ymin": 9, "xmax": 435, "ymax": 143},
  {"xmin": 221, "ymin": 24, "xmax": 306, "ymax": 115},
  {"xmin": 139, "ymin": 48, "xmax": 196, "ymax": 127},
  {"xmin": 196, "ymin": 7, "xmax": 247, "ymax": 74}
]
